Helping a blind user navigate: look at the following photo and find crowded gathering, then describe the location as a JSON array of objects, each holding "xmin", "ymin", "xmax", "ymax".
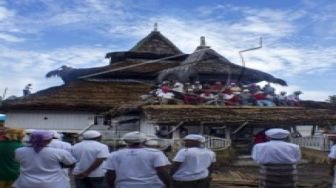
[
  {"xmin": 141, "ymin": 80, "xmax": 303, "ymax": 106},
  {"xmin": 2, "ymin": 112, "xmax": 335, "ymax": 188}
]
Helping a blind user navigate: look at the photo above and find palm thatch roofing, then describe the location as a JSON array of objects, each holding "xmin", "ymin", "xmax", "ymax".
[
  {"xmin": 158, "ymin": 48, "xmax": 287, "ymax": 86},
  {"xmin": 141, "ymin": 105, "xmax": 336, "ymax": 126},
  {"xmin": 46, "ymin": 58, "xmax": 184, "ymax": 84},
  {"xmin": 130, "ymin": 30, "xmax": 183, "ymax": 55},
  {"xmin": 0, "ymin": 81, "xmax": 151, "ymax": 111}
]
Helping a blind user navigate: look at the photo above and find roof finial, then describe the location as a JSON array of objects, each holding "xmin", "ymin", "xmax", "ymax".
[
  {"xmin": 154, "ymin": 22, "xmax": 158, "ymax": 32},
  {"xmin": 195, "ymin": 36, "xmax": 210, "ymax": 51},
  {"xmin": 200, "ymin": 36, "xmax": 206, "ymax": 46}
]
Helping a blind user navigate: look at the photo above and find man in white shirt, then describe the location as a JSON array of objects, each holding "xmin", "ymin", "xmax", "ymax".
[
  {"xmin": 172, "ymin": 80, "xmax": 184, "ymax": 93},
  {"xmin": 252, "ymin": 128, "xmax": 301, "ymax": 188},
  {"xmin": 328, "ymin": 136, "xmax": 336, "ymax": 188},
  {"xmin": 48, "ymin": 131, "xmax": 72, "ymax": 188},
  {"xmin": 14, "ymin": 131, "xmax": 76, "ymax": 188},
  {"xmin": 105, "ymin": 131, "xmax": 171, "ymax": 188},
  {"xmin": 72, "ymin": 130, "xmax": 109, "ymax": 188},
  {"xmin": 170, "ymin": 134, "xmax": 216, "ymax": 188}
]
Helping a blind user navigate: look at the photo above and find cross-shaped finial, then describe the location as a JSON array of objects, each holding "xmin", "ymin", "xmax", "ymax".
[{"xmin": 154, "ymin": 22, "xmax": 158, "ymax": 31}]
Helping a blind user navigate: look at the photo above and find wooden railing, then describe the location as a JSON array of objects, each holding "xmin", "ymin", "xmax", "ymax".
[
  {"xmin": 291, "ymin": 135, "xmax": 333, "ymax": 151},
  {"xmin": 104, "ymin": 135, "xmax": 231, "ymax": 151},
  {"xmin": 171, "ymin": 135, "xmax": 231, "ymax": 151}
]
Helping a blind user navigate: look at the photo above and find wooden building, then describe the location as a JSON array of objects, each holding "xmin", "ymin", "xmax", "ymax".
[{"xmin": 1, "ymin": 24, "xmax": 336, "ymax": 153}]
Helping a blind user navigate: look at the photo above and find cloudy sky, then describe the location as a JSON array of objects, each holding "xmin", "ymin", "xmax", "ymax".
[{"xmin": 0, "ymin": 0, "xmax": 335, "ymax": 101}]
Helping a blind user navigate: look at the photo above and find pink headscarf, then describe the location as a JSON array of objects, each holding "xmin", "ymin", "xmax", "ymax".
[{"xmin": 29, "ymin": 131, "xmax": 53, "ymax": 153}]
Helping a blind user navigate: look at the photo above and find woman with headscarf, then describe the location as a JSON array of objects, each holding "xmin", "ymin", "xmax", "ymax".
[
  {"xmin": 13, "ymin": 130, "xmax": 76, "ymax": 188},
  {"xmin": 0, "ymin": 128, "xmax": 24, "ymax": 188}
]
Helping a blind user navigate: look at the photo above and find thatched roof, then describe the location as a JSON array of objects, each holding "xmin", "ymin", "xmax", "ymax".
[
  {"xmin": 130, "ymin": 31, "xmax": 183, "ymax": 55},
  {"xmin": 157, "ymin": 48, "xmax": 287, "ymax": 86},
  {"xmin": 1, "ymin": 81, "xmax": 150, "ymax": 111},
  {"xmin": 142, "ymin": 105, "xmax": 336, "ymax": 126},
  {"xmin": 105, "ymin": 51, "xmax": 187, "ymax": 64},
  {"xmin": 46, "ymin": 59, "xmax": 184, "ymax": 84}
]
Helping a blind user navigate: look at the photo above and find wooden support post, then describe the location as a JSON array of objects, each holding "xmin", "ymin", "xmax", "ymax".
[{"xmin": 311, "ymin": 125, "xmax": 316, "ymax": 136}]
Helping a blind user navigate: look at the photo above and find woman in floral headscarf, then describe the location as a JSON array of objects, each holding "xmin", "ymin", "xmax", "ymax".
[
  {"xmin": 0, "ymin": 128, "xmax": 24, "ymax": 188},
  {"xmin": 13, "ymin": 131, "xmax": 76, "ymax": 188}
]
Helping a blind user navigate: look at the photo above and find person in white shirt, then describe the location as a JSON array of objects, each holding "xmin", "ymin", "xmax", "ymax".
[
  {"xmin": 328, "ymin": 136, "xmax": 336, "ymax": 188},
  {"xmin": 48, "ymin": 131, "xmax": 72, "ymax": 188},
  {"xmin": 14, "ymin": 130, "xmax": 76, "ymax": 188},
  {"xmin": 105, "ymin": 131, "xmax": 171, "ymax": 188},
  {"xmin": 170, "ymin": 134, "xmax": 216, "ymax": 188},
  {"xmin": 72, "ymin": 130, "xmax": 109, "ymax": 188},
  {"xmin": 172, "ymin": 80, "xmax": 184, "ymax": 93},
  {"xmin": 286, "ymin": 91, "xmax": 302, "ymax": 106},
  {"xmin": 252, "ymin": 128, "xmax": 301, "ymax": 188}
]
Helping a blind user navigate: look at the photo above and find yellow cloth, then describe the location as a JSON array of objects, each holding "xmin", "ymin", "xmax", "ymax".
[
  {"xmin": 5, "ymin": 128, "xmax": 25, "ymax": 141},
  {"xmin": 0, "ymin": 181, "xmax": 13, "ymax": 188}
]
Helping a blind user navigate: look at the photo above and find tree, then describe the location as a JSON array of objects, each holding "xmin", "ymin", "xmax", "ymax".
[{"xmin": 326, "ymin": 95, "xmax": 336, "ymax": 104}]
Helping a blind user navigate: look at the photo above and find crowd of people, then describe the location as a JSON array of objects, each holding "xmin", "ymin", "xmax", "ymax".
[
  {"xmin": 0, "ymin": 114, "xmax": 216, "ymax": 188},
  {"xmin": 2, "ymin": 113, "xmax": 336, "ymax": 188},
  {"xmin": 141, "ymin": 80, "xmax": 303, "ymax": 107}
]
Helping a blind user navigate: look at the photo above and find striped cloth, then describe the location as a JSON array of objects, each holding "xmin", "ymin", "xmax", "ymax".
[{"xmin": 259, "ymin": 164, "xmax": 298, "ymax": 188}]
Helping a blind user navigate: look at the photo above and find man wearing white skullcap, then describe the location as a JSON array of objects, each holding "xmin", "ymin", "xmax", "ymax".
[
  {"xmin": 48, "ymin": 130, "xmax": 72, "ymax": 188},
  {"xmin": 105, "ymin": 131, "xmax": 171, "ymax": 188},
  {"xmin": 252, "ymin": 128, "xmax": 301, "ymax": 188},
  {"xmin": 72, "ymin": 130, "xmax": 109, "ymax": 188},
  {"xmin": 170, "ymin": 134, "xmax": 216, "ymax": 188}
]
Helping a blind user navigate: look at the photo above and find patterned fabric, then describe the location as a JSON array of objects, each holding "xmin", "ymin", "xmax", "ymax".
[
  {"xmin": 172, "ymin": 177, "xmax": 211, "ymax": 188},
  {"xmin": 259, "ymin": 164, "xmax": 297, "ymax": 188}
]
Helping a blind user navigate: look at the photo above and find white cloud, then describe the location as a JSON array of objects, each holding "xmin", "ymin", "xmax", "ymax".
[
  {"xmin": 0, "ymin": 32, "xmax": 24, "ymax": 42},
  {"xmin": 0, "ymin": 0, "xmax": 336, "ymax": 101},
  {"xmin": 0, "ymin": 6, "xmax": 14, "ymax": 21},
  {"xmin": 0, "ymin": 45, "xmax": 110, "ymax": 97}
]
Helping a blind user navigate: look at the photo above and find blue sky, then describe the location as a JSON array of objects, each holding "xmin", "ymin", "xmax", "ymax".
[{"xmin": 0, "ymin": 0, "xmax": 335, "ymax": 101}]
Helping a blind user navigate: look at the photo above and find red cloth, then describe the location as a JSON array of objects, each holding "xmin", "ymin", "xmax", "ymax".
[
  {"xmin": 254, "ymin": 93, "xmax": 266, "ymax": 100},
  {"xmin": 254, "ymin": 131, "xmax": 268, "ymax": 144}
]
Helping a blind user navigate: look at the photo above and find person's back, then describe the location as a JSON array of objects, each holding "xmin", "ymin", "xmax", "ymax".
[
  {"xmin": 171, "ymin": 134, "xmax": 216, "ymax": 188},
  {"xmin": 105, "ymin": 131, "xmax": 171, "ymax": 188},
  {"xmin": 48, "ymin": 134, "xmax": 72, "ymax": 188},
  {"xmin": 49, "ymin": 139, "xmax": 71, "ymax": 152},
  {"xmin": 72, "ymin": 140, "xmax": 108, "ymax": 177},
  {"xmin": 173, "ymin": 147, "xmax": 215, "ymax": 181},
  {"xmin": 15, "ymin": 146, "xmax": 75, "ymax": 188},
  {"xmin": 252, "ymin": 141, "xmax": 300, "ymax": 164},
  {"xmin": 251, "ymin": 128, "xmax": 301, "ymax": 188},
  {"xmin": 107, "ymin": 148, "xmax": 169, "ymax": 188}
]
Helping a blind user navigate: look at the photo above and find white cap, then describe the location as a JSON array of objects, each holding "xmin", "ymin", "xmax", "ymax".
[
  {"xmin": 265, "ymin": 128, "xmax": 289, "ymax": 139},
  {"xmin": 25, "ymin": 129, "xmax": 36, "ymax": 134},
  {"xmin": 184, "ymin": 134, "xmax": 206, "ymax": 143},
  {"xmin": 0, "ymin": 114, "xmax": 6, "ymax": 121},
  {"xmin": 51, "ymin": 130, "xmax": 62, "ymax": 139},
  {"xmin": 122, "ymin": 131, "xmax": 147, "ymax": 143},
  {"xmin": 83, "ymin": 130, "xmax": 101, "ymax": 139}
]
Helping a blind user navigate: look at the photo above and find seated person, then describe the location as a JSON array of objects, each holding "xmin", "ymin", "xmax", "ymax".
[
  {"xmin": 274, "ymin": 91, "xmax": 288, "ymax": 106},
  {"xmin": 239, "ymin": 89, "xmax": 253, "ymax": 105},
  {"xmin": 210, "ymin": 81, "xmax": 223, "ymax": 93},
  {"xmin": 229, "ymin": 82, "xmax": 242, "ymax": 94},
  {"xmin": 253, "ymin": 91, "xmax": 275, "ymax": 106},
  {"xmin": 157, "ymin": 88, "xmax": 175, "ymax": 104},
  {"xmin": 200, "ymin": 90, "xmax": 215, "ymax": 104},
  {"xmin": 262, "ymin": 83, "xmax": 275, "ymax": 95},
  {"xmin": 192, "ymin": 81, "xmax": 203, "ymax": 94},
  {"xmin": 287, "ymin": 91, "xmax": 302, "ymax": 106}
]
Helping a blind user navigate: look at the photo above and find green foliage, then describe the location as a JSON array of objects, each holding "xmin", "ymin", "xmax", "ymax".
[{"xmin": 326, "ymin": 95, "xmax": 336, "ymax": 104}]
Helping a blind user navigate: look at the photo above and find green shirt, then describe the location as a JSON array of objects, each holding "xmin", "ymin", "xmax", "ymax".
[{"xmin": 0, "ymin": 140, "xmax": 23, "ymax": 180}]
